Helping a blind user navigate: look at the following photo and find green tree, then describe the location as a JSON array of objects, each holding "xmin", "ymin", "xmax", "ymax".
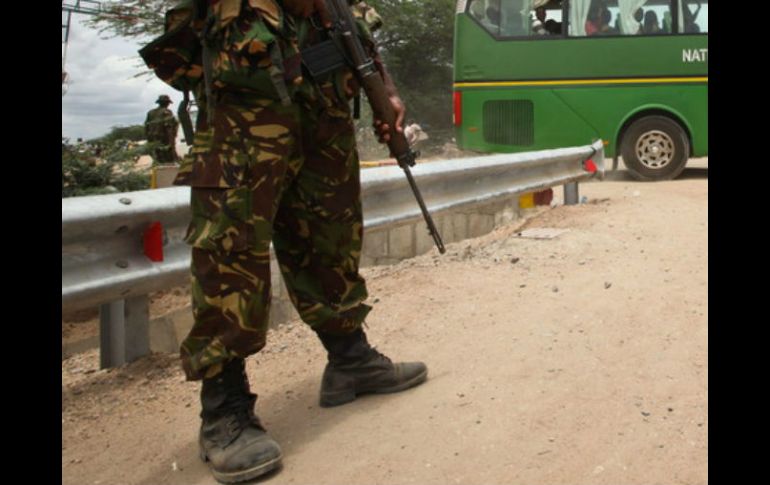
[
  {"xmin": 99, "ymin": 124, "xmax": 147, "ymax": 144},
  {"xmin": 366, "ymin": 0, "xmax": 455, "ymax": 135},
  {"xmin": 62, "ymin": 126, "xmax": 153, "ymax": 197},
  {"xmin": 86, "ymin": 0, "xmax": 170, "ymax": 40}
]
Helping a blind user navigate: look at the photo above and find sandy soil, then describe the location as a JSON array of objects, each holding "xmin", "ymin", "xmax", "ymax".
[{"xmin": 62, "ymin": 162, "xmax": 708, "ymax": 485}]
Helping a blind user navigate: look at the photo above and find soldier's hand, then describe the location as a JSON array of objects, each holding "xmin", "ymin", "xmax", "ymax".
[
  {"xmin": 284, "ymin": 0, "xmax": 332, "ymax": 27},
  {"xmin": 373, "ymin": 95, "xmax": 406, "ymax": 144}
]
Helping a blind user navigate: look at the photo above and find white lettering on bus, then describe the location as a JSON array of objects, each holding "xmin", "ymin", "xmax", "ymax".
[{"xmin": 683, "ymin": 48, "xmax": 708, "ymax": 63}]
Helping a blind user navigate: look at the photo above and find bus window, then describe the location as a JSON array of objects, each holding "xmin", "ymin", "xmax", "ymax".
[
  {"xmin": 497, "ymin": 1, "xmax": 526, "ymax": 36},
  {"xmin": 468, "ymin": 0, "xmax": 564, "ymax": 38},
  {"xmin": 679, "ymin": 0, "xmax": 707, "ymax": 33},
  {"xmin": 569, "ymin": 0, "xmax": 673, "ymax": 37},
  {"xmin": 531, "ymin": 1, "xmax": 564, "ymax": 36},
  {"xmin": 468, "ymin": 0, "xmax": 502, "ymax": 36}
]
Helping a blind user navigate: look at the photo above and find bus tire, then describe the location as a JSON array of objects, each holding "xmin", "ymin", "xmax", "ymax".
[{"xmin": 620, "ymin": 116, "xmax": 690, "ymax": 181}]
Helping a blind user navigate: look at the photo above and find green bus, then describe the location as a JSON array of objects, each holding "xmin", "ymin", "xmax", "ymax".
[{"xmin": 452, "ymin": 0, "xmax": 708, "ymax": 180}]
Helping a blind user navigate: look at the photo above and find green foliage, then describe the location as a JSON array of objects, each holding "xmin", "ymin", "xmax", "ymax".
[
  {"xmin": 88, "ymin": 0, "xmax": 457, "ymax": 149},
  {"xmin": 62, "ymin": 125, "xmax": 153, "ymax": 198},
  {"xmin": 86, "ymin": 0, "xmax": 172, "ymax": 40},
  {"xmin": 366, "ymin": 0, "xmax": 456, "ymax": 135},
  {"xmin": 98, "ymin": 124, "xmax": 147, "ymax": 143}
]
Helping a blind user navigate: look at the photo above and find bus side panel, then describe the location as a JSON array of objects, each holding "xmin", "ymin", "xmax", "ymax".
[
  {"xmin": 454, "ymin": 16, "xmax": 708, "ymax": 82},
  {"xmin": 454, "ymin": 14, "xmax": 708, "ymax": 156},
  {"xmin": 457, "ymin": 87, "xmax": 600, "ymax": 153},
  {"xmin": 553, "ymin": 84, "xmax": 708, "ymax": 157}
]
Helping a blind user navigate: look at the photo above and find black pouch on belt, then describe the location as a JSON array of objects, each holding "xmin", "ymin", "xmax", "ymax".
[{"xmin": 300, "ymin": 39, "xmax": 347, "ymax": 79}]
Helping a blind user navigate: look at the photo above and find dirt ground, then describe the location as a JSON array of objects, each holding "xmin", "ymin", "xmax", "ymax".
[
  {"xmin": 61, "ymin": 144, "xmax": 477, "ymax": 349},
  {"xmin": 62, "ymin": 160, "xmax": 708, "ymax": 485}
]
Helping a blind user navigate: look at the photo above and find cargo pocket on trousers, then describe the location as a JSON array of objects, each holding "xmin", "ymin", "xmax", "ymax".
[{"xmin": 184, "ymin": 186, "xmax": 255, "ymax": 253}]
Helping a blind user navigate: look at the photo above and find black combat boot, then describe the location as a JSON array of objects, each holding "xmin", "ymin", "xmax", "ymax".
[
  {"xmin": 315, "ymin": 328, "xmax": 428, "ymax": 407},
  {"xmin": 199, "ymin": 358, "xmax": 282, "ymax": 483}
]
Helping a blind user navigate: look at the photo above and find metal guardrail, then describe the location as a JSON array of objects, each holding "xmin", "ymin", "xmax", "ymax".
[
  {"xmin": 361, "ymin": 140, "xmax": 604, "ymax": 228},
  {"xmin": 62, "ymin": 140, "xmax": 604, "ymax": 366}
]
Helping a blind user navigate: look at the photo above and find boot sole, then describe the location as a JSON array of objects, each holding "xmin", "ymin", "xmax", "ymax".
[
  {"xmin": 319, "ymin": 367, "xmax": 428, "ymax": 407},
  {"xmin": 200, "ymin": 450, "xmax": 283, "ymax": 484}
]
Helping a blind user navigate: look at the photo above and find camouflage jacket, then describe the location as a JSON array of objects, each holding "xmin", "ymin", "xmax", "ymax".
[
  {"xmin": 139, "ymin": 0, "xmax": 383, "ymax": 103},
  {"xmin": 144, "ymin": 107, "xmax": 179, "ymax": 143}
]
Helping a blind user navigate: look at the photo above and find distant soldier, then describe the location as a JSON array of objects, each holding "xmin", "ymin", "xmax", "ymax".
[{"xmin": 144, "ymin": 95, "xmax": 179, "ymax": 163}]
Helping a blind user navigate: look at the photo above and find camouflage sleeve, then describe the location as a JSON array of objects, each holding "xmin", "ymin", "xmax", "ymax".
[
  {"xmin": 170, "ymin": 116, "xmax": 180, "ymax": 140},
  {"xmin": 139, "ymin": 3, "xmax": 204, "ymax": 93},
  {"xmin": 165, "ymin": 110, "xmax": 178, "ymax": 140},
  {"xmin": 351, "ymin": 1, "xmax": 383, "ymax": 45},
  {"xmin": 350, "ymin": 1, "xmax": 386, "ymax": 76}
]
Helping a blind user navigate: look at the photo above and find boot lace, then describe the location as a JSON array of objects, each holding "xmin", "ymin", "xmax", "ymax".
[{"xmin": 367, "ymin": 346, "xmax": 393, "ymax": 365}]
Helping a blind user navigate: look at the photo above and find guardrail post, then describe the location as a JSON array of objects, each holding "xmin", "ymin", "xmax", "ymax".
[
  {"xmin": 99, "ymin": 295, "xmax": 150, "ymax": 368},
  {"xmin": 564, "ymin": 182, "xmax": 579, "ymax": 205}
]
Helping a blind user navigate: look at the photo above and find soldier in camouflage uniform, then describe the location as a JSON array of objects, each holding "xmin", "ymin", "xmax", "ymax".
[
  {"xmin": 144, "ymin": 94, "xmax": 180, "ymax": 163},
  {"xmin": 140, "ymin": 0, "xmax": 427, "ymax": 482}
]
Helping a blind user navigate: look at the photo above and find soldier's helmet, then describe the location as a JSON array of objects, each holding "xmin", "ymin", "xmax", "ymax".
[{"xmin": 156, "ymin": 95, "xmax": 173, "ymax": 105}]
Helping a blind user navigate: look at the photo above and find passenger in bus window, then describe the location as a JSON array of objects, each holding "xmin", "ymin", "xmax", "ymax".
[
  {"xmin": 534, "ymin": 7, "xmax": 562, "ymax": 36},
  {"xmin": 486, "ymin": 4, "xmax": 501, "ymax": 29},
  {"xmin": 634, "ymin": 7, "xmax": 644, "ymax": 34},
  {"xmin": 585, "ymin": 4, "xmax": 601, "ymax": 35},
  {"xmin": 683, "ymin": 0, "xmax": 702, "ymax": 33},
  {"xmin": 643, "ymin": 10, "xmax": 662, "ymax": 34},
  {"xmin": 585, "ymin": 2, "xmax": 615, "ymax": 36},
  {"xmin": 662, "ymin": 11, "xmax": 672, "ymax": 33},
  {"xmin": 532, "ymin": 7, "xmax": 548, "ymax": 35},
  {"xmin": 545, "ymin": 19, "xmax": 562, "ymax": 34},
  {"xmin": 597, "ymin": 6, "xmax": 617, "ymax": 35}
]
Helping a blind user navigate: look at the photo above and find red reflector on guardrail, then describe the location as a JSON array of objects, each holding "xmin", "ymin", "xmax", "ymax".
[
  {"xmin": 584, "ymin": 159, "xmax": 597, "ymax": 173},
  {"xmin": 143, "ymin": 222, "xmax": 164, "ymax": 262}
]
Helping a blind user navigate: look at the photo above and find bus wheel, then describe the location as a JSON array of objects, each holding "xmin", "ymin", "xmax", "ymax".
[{"xmin": 620, "ymin": 116, "xmax": 689, "ymax": 181}]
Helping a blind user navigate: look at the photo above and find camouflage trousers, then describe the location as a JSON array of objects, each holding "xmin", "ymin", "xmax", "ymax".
[
  {"xmin": 152, "ymin": 145, "xmax": 178, "ymax": 163},
  {"xmin": 179, "ymin": 91, "xmax": 372, "ymax": 381},
  {"xmin": 148, "ymin": 135, "xmax": 179, "ymax": 163}
]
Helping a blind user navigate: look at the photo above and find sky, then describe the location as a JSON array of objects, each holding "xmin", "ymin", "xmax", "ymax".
[{"xmin": 62, "ymin": 15, "xmax": 180, "ymax": 141}]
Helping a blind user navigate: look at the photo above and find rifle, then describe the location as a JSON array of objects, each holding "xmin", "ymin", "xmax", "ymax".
[
  {"xmin": 178, "ymin": 89, "xmax": 195, "ymax": 146},
  {"xmin": 304, "ymin": 0, "xmax": 446, "ymax": 254}
]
